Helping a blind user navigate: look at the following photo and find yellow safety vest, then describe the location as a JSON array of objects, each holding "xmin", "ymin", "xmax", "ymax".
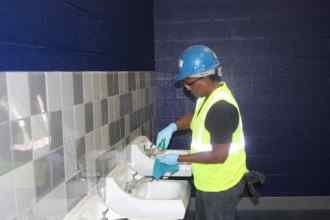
[{"xmin": 190, "ymin": 82, "xmax": 247, "ymax": 192}]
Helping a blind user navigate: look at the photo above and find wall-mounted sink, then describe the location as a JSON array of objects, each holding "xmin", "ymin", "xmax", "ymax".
[{"xmin": 98, "ymin": 161, "xmax": 191, "ymax": 220}]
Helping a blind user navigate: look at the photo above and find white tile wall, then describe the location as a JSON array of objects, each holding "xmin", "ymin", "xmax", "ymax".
[
  {"xmin": 0, "ymin": 170, "xmax": 17, "ymax": 220},
  {"xmin": 93, "ymin": 101, "xmax": 102, "ymax": 129},
  {"xmin": 92, "ymin": 73, "xmax": 101, "ymax": 101},
  {"xmin": 60, "ymin": 73, "xmax": 74, "ymax": 107},
  {"xmin": 100, "ymin": 72, "xmax": 108, "ymax": 99},
  {"xmin": 31, "ymin": 113, "xmax": 50, "ymax": 159},
  {"xmin": 82, "ymin": 72, "xmax": 93, "ymax": 104},
  {"xmin": 13, "ymin": 162, "xmax": 36, "ymax": 217},
  {"xmin": 45, "ymin": 72, "xmax": 61, "ymax": 112},
  {"xmin": 101, "ymin": 125, "xmax": 109, "ymax": 150},
  {"xmin": 32, "ymin": 183, "xmax": 68, "ymax": 220},
  {"xmin": 62, "ymin": 106, "xmax": 74, "ymax": 144},
  {"xmin": 7, "ymin": 72, "xmax": 31, "ymax": 120},
  {"xmin": 73, "ymin": 104, "xmax": 85, "ymax": 139},
  {"xmin": 1, "ymin": 71, "xmax": 156, "ymax": 220},
  {"xmin": 64, "ymin": 140, "xmax": 78, "ymax": 181}
]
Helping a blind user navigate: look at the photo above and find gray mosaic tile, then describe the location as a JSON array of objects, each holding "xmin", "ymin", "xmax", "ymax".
[
  {"xmin": 64, "ymin": 140, "xmax": 78, "ymax": 181},
  {"xmin": 108, "ymin": 95, "xmax": 120, "ymax": 123},
  {"xmin": 34, "ymin": 154, "xmax": 52, "ymax": 200},
  {"xmin": 118, "ymin": 72, "xmax": 128, "ymax": 94},
  {"xmin": 93, "ymin": 101, "xmax": 102, "ymax": 129},
  {"xmin": 101, "ymin": 125, "xmax": 110, "ymax": 149},
  {"xmin": 119, "ymin": 118, "xmax": 125, "ymax": 140},
  {"xmin": 124, "ymin": 115, "xmax": 130, "ymax": 138},
  {"xmin": 92, "ymin": 73, "xmax": 101, "ymax": 100},
  {"xmin": 140, "ymin": 72, "xmax": 146, "ymax": 88},
  {"xmin": 107, "ymin": 73, "xmax": 113, "ymax": 96},
  {"xmin": 62, "ymin": 106, "xmax": 74, "ymax": 143},
  {"xmin": 119, "ymin": 93, "xmax": 132, "ymax": 117},
  {"xmin": 84, "ymin": 132, "xmax": 97, "ymax": 189},
  {"xmin": 51, "ymin": 147, "xmax": 65, "ymax": 189},
  {"xmin": 95, "ymin": 151, "xmax": 116, "ymax": 178},
  {"xmin": 34, "ymin": 147, "xmax": 65, "ymax": 201},
  {"xmin": 45, "ymin": 72, "xmax": 61, "ymax": 112},
  {"xmin": 128, "ymin": 73, "xmax": 136, "ymax": 91},
  {"xmin": 31, "ymin": 113, "xmax": 50, "ymax": 160},
  {"xmin": 0, "ymin": 171, "xmax": 17, "ymax": 220},
  {"xmin": 7, "ymin": 72, "xmax": 31, "ymax": 120},
  {"xmin": 11, "ymin": 117, "xmax": 33, "ymax": 168},
  {"xmin": 0, "ymin": 122, "xmax": 13, "ymax": 175},
  {"xmin": 0, "ymin": 73, "xmax": 9, "ymax": 123},
  {"xmin": 65, "ymin": 172, "xmax": 87, "ymax": 211},
  {"xmin": 107, "ymin": 72, "xmax": 119, "ymax": 96},
  {"xmin": 109, "ymin": 120, "xmax": 119, "ymax": 145},
  {"xmin": 130, "ymin": 111, "xmax": 137, "ymax": 131},
  {"xmin": 73, "ymin": 72, "xmax": 83, "ymax": 105},
  {"xmin": 100, "ymin": 73, "xmax": 108, "ymax": 99},
  {"xmin": 49, "ymin": 111, "xmax": 63, "ymax": 150},
  {"xmin": 73, "ymin": 104, "xmax": 85, "ymax": 139},
  {"xmin": 145, "ymin": 88, "xmax": 150, "ymax": 105},
  {"xmin": 94, "ymin": 128, "xmax": 102, "ymax": 151},
  {"xmin": 85, "ymin": 102, "xmax": 93, "ymax": 133},
  {"xmin": 83, "ymin": 72, "xmax": 93, "ymax": 103},
  {"xmin": 32, "ymin": 183, "xmax": 67, "ymax": 220},
  {"xmin": 28, "ymin": 73, "xmax": 47, "ymax": 115},
  {"xmin": 13, "ymin": 162, "xmax": 36, "ymax": 217},
  {"xmin": 113, "ymin": 72, "xmax": 119, "ymax": 95},
  {"xmin": 60, "ymin": 72, "xmax": 74, "ymax": 107},
  {"xmin": 135, "ymin": 72, "xmax": 140, "ymax": 90},
  {"xmin": 101, "ymin": 98, "xmax": 108, "ymax": 126},
  {"xmin": 75, "ymin": 137, "xmax": 86, "ymax": 176}
]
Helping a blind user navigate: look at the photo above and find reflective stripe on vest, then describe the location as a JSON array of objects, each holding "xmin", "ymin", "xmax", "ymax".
[
  {"xmin": 190, "ymin": 82, "xmax": 247, "ymax": 192},
  {"xmin": 191, "ymin": 138, "xmax": 245, "ymax": 154}
]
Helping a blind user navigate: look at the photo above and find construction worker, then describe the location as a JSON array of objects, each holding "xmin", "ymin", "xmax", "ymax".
[{"xmin": 156, "ymin": 45, "xmax": 248, "ymax": 220}]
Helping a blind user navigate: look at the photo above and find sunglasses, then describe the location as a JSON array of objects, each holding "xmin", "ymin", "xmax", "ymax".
[{"xmin": 183, "ymin": 77, "xmax": 205, "ymax": 87}]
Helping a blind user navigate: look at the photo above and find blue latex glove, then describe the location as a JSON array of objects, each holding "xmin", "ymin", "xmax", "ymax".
[
  {"xmin": 156, "ymin": 123, "xmax": 177, "ymax": 150},
  {"xmin": 153, "ymin": 159, "xmax": 179, "ymax": 180},
  {"xmin": 157, "ymin": 154, "xmax": 179, "ymax": 165}
]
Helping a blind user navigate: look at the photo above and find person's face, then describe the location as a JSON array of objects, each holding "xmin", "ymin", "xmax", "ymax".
[{"xmin": 183, "ymin": 77, "xmax": 206, "ymax": 97}]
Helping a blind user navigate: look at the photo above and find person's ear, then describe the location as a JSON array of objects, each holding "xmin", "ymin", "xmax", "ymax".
[{"xmin": 218, "ymin": 66, "xmax": 224, "ymax": 77}]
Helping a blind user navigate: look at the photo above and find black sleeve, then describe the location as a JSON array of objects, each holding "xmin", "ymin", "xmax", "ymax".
[{"xmin": 205, "ymin": 100, "xmax": 239, "ymax": 144}]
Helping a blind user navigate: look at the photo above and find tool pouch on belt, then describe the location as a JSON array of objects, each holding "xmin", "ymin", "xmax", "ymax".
[{"xmin": 241, "ymin": 171, "xmax": 266, "ymax": 205}]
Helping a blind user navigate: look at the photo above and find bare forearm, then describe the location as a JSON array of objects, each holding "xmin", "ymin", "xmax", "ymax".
[
  {"xmin": 178, "ymin": 143, "xmax": 230, "ymax": 164},
  {"xmin": 178, "ymin": 151, "xmax": 227, "ymax": 164},
  {"xmin": 175, "ymin": 112, "xmax": 193, "ymax": 130}
]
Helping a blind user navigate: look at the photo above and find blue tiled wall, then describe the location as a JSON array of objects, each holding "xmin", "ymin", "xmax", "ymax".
[
  {"xmin": 0, "ymin": 0, "xmax": 154, "ymax": 70},
  {"xmin": 155, "ymin": 0, "xmax": 330, "ymax": 196}
]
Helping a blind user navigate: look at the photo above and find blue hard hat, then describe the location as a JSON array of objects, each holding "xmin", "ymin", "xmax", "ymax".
[{"xmin": 176, "ymin": 45, "xmax": 223, "ymax": 81}]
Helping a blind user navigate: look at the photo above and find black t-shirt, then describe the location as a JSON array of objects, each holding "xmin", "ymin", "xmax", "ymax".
[{"xmin": 204, "ymin": 100, "xmax": 239, "ymax": 144}]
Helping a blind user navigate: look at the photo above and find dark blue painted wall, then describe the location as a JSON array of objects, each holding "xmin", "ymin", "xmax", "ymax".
[
  {"xmin": 0, "ymin": 0, "xmax": 154, "ymax": 70},
  {"xmin": 155, "ymin": 0, "xmax": 330, "ymax": 196}
]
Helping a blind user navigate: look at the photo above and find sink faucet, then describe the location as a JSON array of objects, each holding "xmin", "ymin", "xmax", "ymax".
[
  {"xmin": 124, "ymin": 176, "xmax": 153, "ymax": 193},
  {"xmin": 100, "ymin": 208, "xmax": 109, "ymax": 220}
]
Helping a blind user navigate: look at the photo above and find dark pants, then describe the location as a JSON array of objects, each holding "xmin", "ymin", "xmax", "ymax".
[{"xmin": 195, "ymin": 179, "xmax": 245, "ymax": 220}]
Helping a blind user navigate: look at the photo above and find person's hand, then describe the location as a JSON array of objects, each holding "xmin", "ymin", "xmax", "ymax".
[
  {"xmin": 156, "ymin": 123, "xmax": 177, "ymax": 150},
  {"xmin": 157, "ymin": 154, "xmax": 179, "ymax": 165}
]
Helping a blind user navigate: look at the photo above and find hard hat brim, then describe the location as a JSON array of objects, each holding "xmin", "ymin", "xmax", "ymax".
[{"xmin": 175, "ymin": 62, "xmax": 221, "ymax": 81}]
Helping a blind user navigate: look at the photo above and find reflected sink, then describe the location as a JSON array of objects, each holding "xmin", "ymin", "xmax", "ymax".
[{"xmin": 99, "ymin": 161, "xmax": 191, "ymax": 220}]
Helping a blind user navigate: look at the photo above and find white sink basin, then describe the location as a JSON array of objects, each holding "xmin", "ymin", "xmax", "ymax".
[
  {"xmin": 99, "ymin": 161, "xmax": 191, "ymax": 220},
  {"xmin": 133, "ymin": 179, "xmax": 190, "ymax": 200}
]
